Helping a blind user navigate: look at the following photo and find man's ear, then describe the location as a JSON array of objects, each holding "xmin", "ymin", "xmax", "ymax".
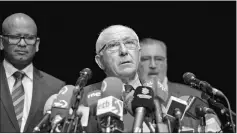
[
  {"xmin": 0, "ymin": 35, "xmax": 4, "ymax": 50},
  {"xmin": 95, "ymin": 54, "xmax": 105, "ymax": 70},
  {"xmin": 35, "ymin": 38, "xmax": 40, "ymax": 52}
]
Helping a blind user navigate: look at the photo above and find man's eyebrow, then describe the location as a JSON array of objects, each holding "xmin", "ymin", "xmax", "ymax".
[
  {"xmin": 141, "ymin": 55, "xmax": 151, "ymax": 58},
  {"xmin": 154, "ymin": 55, "xmax": 166, "ymax": 58}
]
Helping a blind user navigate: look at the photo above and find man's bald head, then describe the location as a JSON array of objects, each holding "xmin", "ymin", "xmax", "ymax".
[
  {"xmin": 96, "ymin": 25, "xmax": 139, "ymax": 54},
  {"xmin": 2, "ymin": 13, "xmax": 37, "ymax": 35}
]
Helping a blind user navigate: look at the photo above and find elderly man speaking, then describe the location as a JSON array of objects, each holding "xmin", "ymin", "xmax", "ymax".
[{"xmin": 79, "ymin": 25, "xmax": 157, "ymax": 132}]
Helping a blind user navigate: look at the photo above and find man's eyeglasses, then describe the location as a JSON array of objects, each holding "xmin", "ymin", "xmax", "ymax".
[
  {"xmin": 2, "ymin": 34, "xmax": 38, "ymax": 45},
  {"xmin": 98, "ymin": 39, "xmax": 139, "ymax": 54}
]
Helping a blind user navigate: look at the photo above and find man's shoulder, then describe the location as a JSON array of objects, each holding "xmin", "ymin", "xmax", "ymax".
[
  {"xmin": 37, "ymin": 69, "xmax": 65, "ymax": 87},
  {"xmin": 168, "ymin": 81, "xmax": 202, "ymax": 98}
]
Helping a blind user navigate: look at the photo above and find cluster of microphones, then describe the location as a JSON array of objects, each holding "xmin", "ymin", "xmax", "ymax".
[{"xmin": 32, "ymin": 69, "xmax": 236, "ymax": 133}]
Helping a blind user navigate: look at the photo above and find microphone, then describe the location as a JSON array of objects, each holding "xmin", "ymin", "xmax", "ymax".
[
  {"xmin": 143, "ymin": 77, "xmax": 169, "ymax": 132},
  {"xmin": 74, "ymin": 68, "xmax": 92, "ymax": 93},
  {"xmin": 183, "ymin": 72, "xmax": 224, "ymax": 97},
  {"xmin": 33, "ymin": 94, "xmax": 58, "ymax": 132},
  {"xmin": 195, "ymin": 105, "xmax": 216, "ymax": 118},
  {"xmin": 96, "ymin": 77, "xmax": 124, "ymax": 133},
  {"xmin": 182, "ymin": 96, "xmax": 222, "ymax": 133},
  {"xmin": 185, "ymin": 96, "xmax": 210, "ymax": 120},
  {"xmin": 172, "ymin": 108, "xmax": 183, "ymax": 133},
  {"xmin": 50, "ymin": 85, "xmax": 75, "ymax": 132},
  {"xmin": 124, "ymin": 87, "xmax": 156, "ymax": 133},
  {"xmin": 196, "ymin": 105, "xmax": 216, "ymax": 116},
  {"xmin": 131, "ymin": 86, "xmax": 155, "ymax": 132}
]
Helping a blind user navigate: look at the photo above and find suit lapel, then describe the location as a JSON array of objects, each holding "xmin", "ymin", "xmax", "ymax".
[
  {"xmin": 0, "ymin": 63, "xmax": 20, "ymax": 131},
  {"xmin": 23, "ymin": 67, "xmax": 44, "ymax": 132}
]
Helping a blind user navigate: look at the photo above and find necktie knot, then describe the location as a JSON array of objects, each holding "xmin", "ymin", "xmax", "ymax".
[
  {"xmin": 124, "ymin": 84, "xmax": 134, "ymax": 93},
  {"xmin": 13, "ymin": 71, "xmax": 25, "ymax": 80}
]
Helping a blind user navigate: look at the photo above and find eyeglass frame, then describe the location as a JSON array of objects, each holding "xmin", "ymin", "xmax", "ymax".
[
  {"xmin": 97, "ymin": 38, "xmax": 140, "ymax": 55},
  {"xmin": 1, "ymin": 34, "xmax": 39, "ymax": 46}
]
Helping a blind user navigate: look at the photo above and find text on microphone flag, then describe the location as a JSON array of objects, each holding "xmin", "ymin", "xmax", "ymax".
[{"xmin": 96, "ymin": 96, "xmax": 123, "ymax": 120}]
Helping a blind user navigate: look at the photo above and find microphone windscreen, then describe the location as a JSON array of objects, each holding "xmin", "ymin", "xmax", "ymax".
[
  {"xmin": 132, "ymin": 86, "xmax": 154, "ymax": 114},
  {"xmin": 100, "ymin": 77, "xmax": 124, "ymax": 99},
  {"xmin": 81, "ymin": 68, "xmax": 92, "ymax": 80},
  {"xmin": 51, "ymin": 85, "xmax": 75, "ymax": 119},
  {"xmin": 44, "ymin": 94, "xmax": 58, "ymax": 114}
]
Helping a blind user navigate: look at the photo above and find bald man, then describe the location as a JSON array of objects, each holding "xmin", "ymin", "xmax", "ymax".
[
  {"xmin": 79, "ymin": 25, "xmax": 159, "ymax": 132},
  {"xmin": 0, "ymin": 13, "xmax": 65, "ymax": 132}
]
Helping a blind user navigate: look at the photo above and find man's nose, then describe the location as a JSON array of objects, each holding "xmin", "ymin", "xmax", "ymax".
[
  {"xmin": 17, "ymin": 38, "xmax": 27, "ymax": 47},
  {"xmin": 149, "ymin": 59, "xmax": 156, "ymax": 69},
  {"xmin": 119, "ymin": 43, "xmax": 128, "ymax": 56}
]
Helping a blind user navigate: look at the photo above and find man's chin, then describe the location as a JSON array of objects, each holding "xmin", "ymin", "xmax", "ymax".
[
  {"xmin": 118, "ymin": 68, "xmax": 136, "ymax": 77},
  {"xmin": 12, "ymin": 56, "xmax": 32, "ymax": 65}
]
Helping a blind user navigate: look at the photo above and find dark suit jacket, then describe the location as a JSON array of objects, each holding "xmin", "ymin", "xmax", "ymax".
[
  {"xmin": 0, "ymin": 62, "xmax": 65, "ymax": 132},
  {"xmin": 80, "ymin": 80, "xmax": 207, "ymax": 133}
]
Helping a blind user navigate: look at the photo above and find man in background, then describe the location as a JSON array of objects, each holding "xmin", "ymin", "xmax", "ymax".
[
  {"xmin": 137, "ymin": 38, "xmax": 222, "ymax": 132},
  {"xmin": 0, "ymin": 13, "xmax": 65, "ymax": 132}
]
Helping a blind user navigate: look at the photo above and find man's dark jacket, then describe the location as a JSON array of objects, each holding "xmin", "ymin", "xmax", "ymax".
[{"xmin": 0, "ymin": 63, "xmax": 65, "ymax": 132}]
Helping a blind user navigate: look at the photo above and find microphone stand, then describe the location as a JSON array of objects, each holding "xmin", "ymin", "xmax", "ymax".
[
  {"xmin": 66, "ymin": 89, "xmax": 83, "ymax": 132},
  {"xmin": 105, "ymin": 116, "xmax": 111, "ymax": 133},
  {"xmin": 162, "ymin": 115, "xmax": 172, "ymax": 133},
  {"xmin": 199, "ymin": 116, "xmax": 206, "ymax": 133},
  {"xmin": 173, "ymin": 108, "xmax": 183, "ymax": 133}
]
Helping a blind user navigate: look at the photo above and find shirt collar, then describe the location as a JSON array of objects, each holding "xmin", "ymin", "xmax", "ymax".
[
  {"xmin": 3, "ymin": 59, "xmax": 33, "ymax": 80},
  {"xmin": 127, "ymin": 73, "xmax": 142, "ymax": 89}
]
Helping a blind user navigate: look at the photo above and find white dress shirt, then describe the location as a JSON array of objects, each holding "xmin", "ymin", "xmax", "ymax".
[{"xmin": 3, "ymin": 59, "xmax": 33, "ymax": 132}]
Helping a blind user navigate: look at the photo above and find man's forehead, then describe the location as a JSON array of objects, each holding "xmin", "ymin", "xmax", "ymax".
[{"xmin": 141, "ymin": 43, "xmax": 166, "ymax": 56}]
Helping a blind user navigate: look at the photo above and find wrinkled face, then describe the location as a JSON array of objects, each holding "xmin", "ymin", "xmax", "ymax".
[
  {"xmin": 99, "ymin": 28, "xmax": 140, "ymax": 78},
  {"xmin": 138, "ymin": 43, "xmax": 167, "ymax": 83},
  {"xmin": 1, "ymin": 17, "xmax": 39, "ymax": 66}
]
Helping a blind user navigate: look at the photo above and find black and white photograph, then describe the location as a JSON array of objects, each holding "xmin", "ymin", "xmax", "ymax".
[{"xmin": 0, "ymin": 1, "xmax": 236, "ymax": 133}]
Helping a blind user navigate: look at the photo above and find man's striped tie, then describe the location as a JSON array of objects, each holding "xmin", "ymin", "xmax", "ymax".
[{"xmin": 12, "ymin": 71, "xmax": 25, "ymax": 129}]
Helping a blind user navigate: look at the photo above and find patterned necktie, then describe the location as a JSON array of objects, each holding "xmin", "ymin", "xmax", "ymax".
[{"xmin": 12, "ymin": 71, "xmax": 25, "ymax": 129}]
